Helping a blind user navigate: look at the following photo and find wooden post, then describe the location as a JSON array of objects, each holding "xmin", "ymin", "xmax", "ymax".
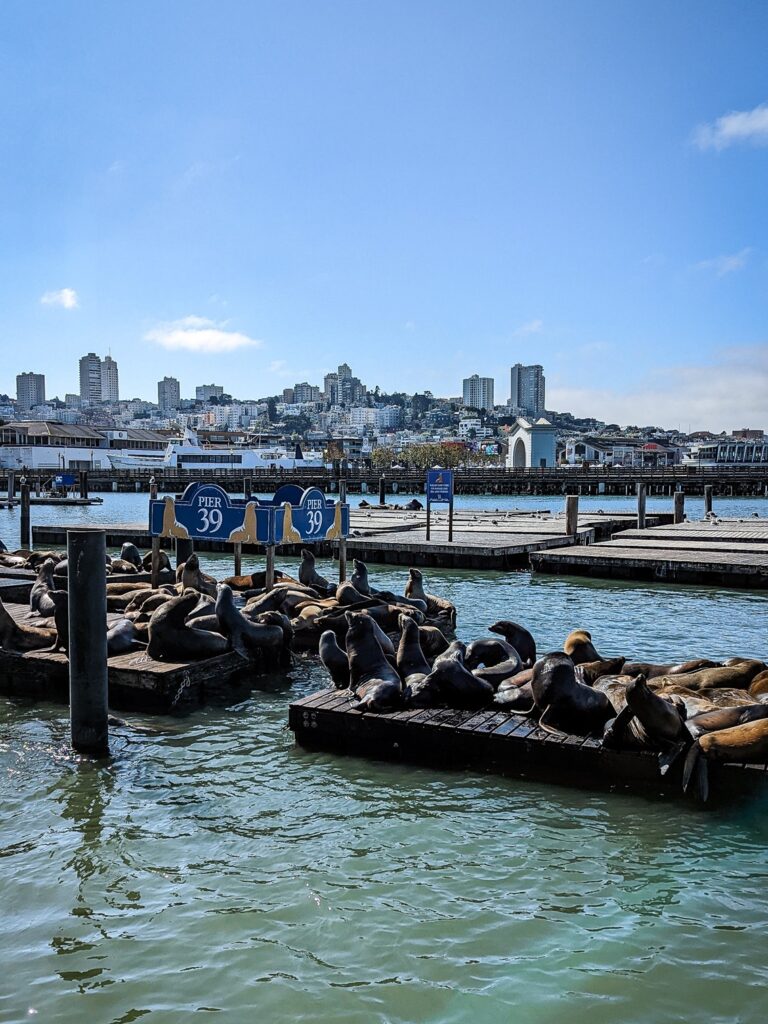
[
  {"xmin": 149, "ymin": 476, "xmax": 158, "ymax": 500},
  {"xmin": 704, "ymin": 484, "xmax": 713, "ymax": 515},
  {"xmin": 244, "ymin": 477, "xmax": 252, "ymax": 499},
  {"xmin": 673, "ymin": 490, "xmax": 685, "ymax": 524},
  {"xmin": 67, "ymin": 529, "xmax": 109, "ymax": 757},
  {"xmin": 234, "ymin": 542, "xmax": 242, "ymax": 577},
  {"xmin": 448, "ymin": 491, "xmax": 454, "ymax": 542},
  {"xmin": 265, "ymin": 545, "xmax": 276, "ymax": 591},
  {"xmin": 338, "ymin": 479, "xmax": 347, "ymax": 582},
  {"xmin": 565, "ymin": 494, "xmax": 579, "ymax": 535},
  {"xmin": 150, "ymin": 535, "xmax": 161, "ymax": 588},
  {"xmin": 636, "ymin": 482, "xmax": 647, "ymax": 530},
  {"xmin": 20, "ymin": 480, "xmax": 31, "ymax": 549},
  {"xmin": 7, "ymin": 470, "xmax": 15, "ymax": 500},
  {"xmin": 79, "ymin": 470, "xmax": 88, "ymax": 499},
  {"xmin": 35, "ymin": 477, "xmax": 41, "ymax": 497},
  {"xmin": 176, "ymin": 537, "xmax": 194, "ymax": 569},
  {"xmin": 426, "ymin": 494, "xmax": 431, "ymax": 541},
  {"xmin": 379, "ymin": 473, "xmax": 386, "ymax": 506}
]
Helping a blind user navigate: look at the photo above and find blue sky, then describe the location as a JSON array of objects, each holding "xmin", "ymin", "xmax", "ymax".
[{"xmin": 1, "ymin": 0, "xmax": 766, "ymax": 430}]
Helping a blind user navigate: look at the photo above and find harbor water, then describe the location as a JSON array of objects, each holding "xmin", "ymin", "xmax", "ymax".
[{"xmin": 2, "ymin": 494, "xmax": 768, "ymax": 1022}]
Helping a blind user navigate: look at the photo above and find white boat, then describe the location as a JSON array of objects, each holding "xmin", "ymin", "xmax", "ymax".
[{"xmin": 107, "ymin": 428, "xmax": 325, "ymax": 471}]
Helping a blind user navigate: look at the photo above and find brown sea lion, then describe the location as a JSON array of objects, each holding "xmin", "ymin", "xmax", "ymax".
[
  {"xmin": 563, "ymin": 630, "xmax": 602, "ymax": 665},
  {"xmin": 30, "ymin": 558, "xmax": 57, "ymax": 617},
  {"xmin": 575, "ymin": 657, "xmax": 627, "ymax": 686},
  {"xmin": 652, "ymin": 662, "xmax": 764, "ymax": 693},
  {"xmin": 109, "ymin": 558, "xmax": 139, "ymax": 574},
  {"xmin": 686, "ymin": 703, "xmax": 768, "ymax": 739},
  {"xmin": 147, "ymin": 590, "xmax": 228, "ymax": 661},
  {"xmin": 418, "ymin": 625, "xmax": 450, "ymax": 659},
  {"xmin": 748, "ymin": 671, "xmax": 768, "ymax": 697},
  {"xmin": 601, "ymin": 675, "xmax": 687, "ymax": 752},
  {"xmin": 532, "ymin": 652, "xmax": 613, "ymax": 735},
  {"xmin": 684, "ymin": 718, "xmax": 768, "ymax": 801},
  {"xmin": 179, "ymin": 553, "xmax": 217, "ymax": 597},
  {"xmin": 402, "ymin": 568, "xmax": 455, "ymax": 625},
  {"xmin": 350, "ymin": 559, "xmax": 371, "ymax": 596},
  {"xmin": 623, "ymin": 659, "xmax": 721, "ymax": 679},
  {"xmin": 0, "ymin": 596, "xmax": 57, "ymax": 652}
]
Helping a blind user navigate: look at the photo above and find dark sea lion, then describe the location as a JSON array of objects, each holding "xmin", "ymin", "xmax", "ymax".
[
  {"xmin": 404, "ymin": 498, "xmax": 423, "ymax": 511},
  {"xmin": 403, "ymin": 568, "xmax": 456, "ymax": 626},
  {"xmin": 215, "ymin": 584, "xmax": 283, "ymax": 656},
  {"xmin": 563, "ymin": 630, "xmax": 602, "ymax": 665},
  {"xmin": 185, "ymin": 594, "xmax": 216, "ymax": 620},
  {"xmin": 252, "ymin": 610, "xmax": 294, "ymax": 648},
  {"xmin": 360, "ymin": 611, "xmax": 396, "ymax": 657},
  {"xmin": 319, "ymin": 629, "xmax": 350, "ymax": 688},
  {"xmin": 30, "ymin": 558, "xmax": 57, "ymax": 617},
  {"xmin": 396, "ymin": 614, "xmax": 431, "ymax": 682},
  {"xmin": 48, "ymin": 590, "xmax": 70, "ymax": 653},
  {"xmin": 107, "ymin": 618, "xmax": 144, "ymax": 655},
  {"xmin": 336, "ymin": 581, "xmax": 369, "ymax": 606},
  {"xmin": 120, "ymin": 542, "xmax": 143, "ymax": 568},
  {"xmin": 532, "ymin": 652, "xmax": 613, "ymax": 735},
  {"xmin": 109, "ymin": 558, "xmax": 139, "ymax": 574},
  {"xmin": 602, "ymin": 675, "xmax": 687, "ymax": 752},
  {"xmin": 345, "ymin": 611, "xmax": 402, "ymax": 712},
  {"xmin": 0, "ymin": 597, "xmax": 57, "ymax": 652},
  {"xmin": 494, "ymin": 676, "xmax": 535, "ymax": 710},
  {"xmin": 350, "ymin": 559, "xmax": 371, "ymax": 596},
  {"xmin": 126, "ymin": 590, "xmax": 171, "ymax": 614},
  {"xmin": 473, "ymin": 657, "xmax": 524, "ymax": 691},
  {"xmin": 147, "ymin": 591, "xmax": 229, "ymax": 661},
  {"xmin": 425, "ymin": 641, "xmax": 494, "ymax": 709},
  {"xmin": 488, "ymin": 621, "xmax": 536, "ymax": 666},
  {"xmin": 575, "ymin": 657, "xmax": 626, "ymax": 686},
  {"xmin": 684, "ymin": 718, "xmax": 768, "ymax": 801},
  {"xmin": 180, "ymin": 553, "xmax": 217, "ymax": 597},
  {"xmin": 465, "ymin": 637, "xmax": 520, "ymax": 671},
  {"xmin": 299, "ymin": 549, "xmax": 332, "ymax": 592},
  {"xmin": 141, "ymin": 548, "xmax": 172, "ymax": 573},
  {"xmin": 418, "ymin": 625, "xmax": 450, "ymax": 658}
]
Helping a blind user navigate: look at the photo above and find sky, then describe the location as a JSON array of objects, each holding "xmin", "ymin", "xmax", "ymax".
[{"xmin": 1, "ymin": 0, "xmax": 767, "ymax": 431}]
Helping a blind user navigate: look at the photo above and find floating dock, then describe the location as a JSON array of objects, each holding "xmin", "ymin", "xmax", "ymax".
[
  {"xmin": 530, "ymin": 519, "xmax": 768, "ymax": 588},
  {"xmin": 289, "ymin": 688, "xmax": 768, "ymax": 800}
]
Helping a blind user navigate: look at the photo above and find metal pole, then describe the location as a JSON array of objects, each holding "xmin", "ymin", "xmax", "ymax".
[
  {"xmin": 636, "ymin": 482, "xmax": 647, "ymax": 530},
  {"xmin": 565, "ymin": 494, "xmax": 579, "ymax": 535},
  {"xmin": 265, "ymin": 545, "xmax": 276, "ymax": 591},
  {"xmin": 448, "ymin": 493, "xmax": 454, "ymax": 542},
  {"xmin": 67, "ymin": 529, "xmax": 109, "ymax": 757},
  {"xmin": 7, "ymin": 470, "xmax": 15, "ymax": 500},
  {"xmin": 20, "ymin": 480, "xmax": 30, "ymax": 549},
  {"xmin": 704, "ymin": 484, "xmax": 713, "ymax": 515},
  {"xmin": 673, "ymin": 490, "xmax": 685, "ymax": 525},
  {"xmin": 338, "ymin": 479, "xmax": 347, "ymax": 582},
  {"xmin": 176, "ymin": 537, "xmax": 194, "ymax": 569},
  {"xmin": 379, "ymin": 473, "xmax": 386, "ymax": 506}
]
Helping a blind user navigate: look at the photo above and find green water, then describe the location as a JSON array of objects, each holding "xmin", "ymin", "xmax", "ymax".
[{"xmin": 2, "ymin": 498, "xmax": 768, "ymax": 1022}]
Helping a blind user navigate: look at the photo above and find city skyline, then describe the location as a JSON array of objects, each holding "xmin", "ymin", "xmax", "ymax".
[{"xmin": 1, "ymin": 1, "xmax": 766, "ymax": 431}]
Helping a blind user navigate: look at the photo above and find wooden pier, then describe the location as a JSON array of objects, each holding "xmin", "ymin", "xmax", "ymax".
[
  {"xmin": 289, "ymin": 688, "xmax": 768, "ymax": 800},
  {"xmin": 530, "ymin": 519, "xmax": 768, "ymax": 588}
]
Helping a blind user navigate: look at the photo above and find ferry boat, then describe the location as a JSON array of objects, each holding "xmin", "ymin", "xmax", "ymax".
[{"xmin": 107, "ymin": 429, "xmax": 325, "ymax": 471}]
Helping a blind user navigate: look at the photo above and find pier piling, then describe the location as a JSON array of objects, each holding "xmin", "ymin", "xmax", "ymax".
[
  {"xmin": 19, "ymin": 480, "xmax": 30, "ymax": 548},
  {"xmin": 704, "ymin": 485, "xmax": 714, "ymax": 515},
  {"xmin": 636, "ymin": 483, "xmax": 647, "ymax": 530},
  {"xmin": 673, "ymin": 490, "xmax": 685, "ymax": 524},
  {"xmin": 379, "ymin": 474, "xmax": 386, "ymax": 506},
  {"xmin": 338, "ymin": 479, "xmax": 348, "ymax": 582},
  {"xmin": 176, "ymin": 537, "xmax": 194, "ymax": 569},
  {"xmin": 565, "ymin": 494, "xmax": 579, "ymax": 536},
  {"xmin": 67, "ymin": 529, "xmax": 109, "ymax": 757},
  {"xmin": 265, "ymin": 545, "xmax": 276, "ymax": 591}
]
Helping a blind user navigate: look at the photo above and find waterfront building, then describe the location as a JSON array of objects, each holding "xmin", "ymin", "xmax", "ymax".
[
  {"xmin": 462, "ymin": 374, "xmax": 494, "ymax": 412},
  {"xmin": 509, "ymin": 364, "xmax": 545, "ymax": 419},
  {"xmin": 505, "ymin": 417, "xmax": 557, "ymax": 468},
  {"xmin": 196, "ymin": 384, "xmax": 224, "ymax": 403},
  {"xmin": 683, "ymin": 438, "xmax": 768, "ymax": 467},
  {"xmin": 564, "ymin": 436, "xmax": 680, "ymax": 467},
  {"xmin": 16, "ymin": 372, "xmax": 45, "ymax": 411},
  {"xmin": 158, "ymin": 376, "xmax": 181, "ymax": 411},
  {"xmin": 79, "ymin": 352, "xmax": 103, "ymax": 404}
]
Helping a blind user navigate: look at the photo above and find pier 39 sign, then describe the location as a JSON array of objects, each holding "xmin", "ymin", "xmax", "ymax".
[{"xmin": 149, "ymin": 482, "xmax": 349, "ymax": 546}]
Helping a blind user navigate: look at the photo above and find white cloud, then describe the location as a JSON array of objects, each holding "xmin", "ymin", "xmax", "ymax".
[
  {"xmin": 694, "ymin": 102, "xmax": 768, "ymax": 150},
  {"xmin": 694, "ymin": 247, "xmax": 753, "ymax": 277},
  {"xmin": 548, "ymin": 345, "xmax": 768, "ymax": 432},
  {"xmin": 145, "ymin": 315, "xmax": 261, "ymax": 353},
  {"xmin": 513, "ymin": 319, "xmax": 543, "ymax": 336},
  {"xmin": 40, "ymin": 287, "xmax": 78, "ymax": 309}
]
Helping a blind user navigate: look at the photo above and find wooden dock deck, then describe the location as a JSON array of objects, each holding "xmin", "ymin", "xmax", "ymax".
[
  {"xmin": 530, "ymin": 519, "xmax": 768, "ymax": 588},
  {"xmin": 289, "ymin": 688, "xmax": 768, "ymax": 800}
]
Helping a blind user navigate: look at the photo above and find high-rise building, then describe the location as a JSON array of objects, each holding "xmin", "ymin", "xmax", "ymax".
[
  {"xmin": 196, "ymin": 384, "xmax": 224, "ymax": 402},
  {"xmin": 337, "ymin": 362, "xmax": 352, "ymax": 381},
  {"xmin": 462, "ymin": 374, "xmax": 495, "ymax": 412},
  {"xmin": 509, "ymin": 364, "xmax": 545, "ymax": 418},
  {"xmin": 158, "ymin": 376, "xmax": 181, "ymax": 411},
  {"xmin": 323, "ymin": 373, "xmax": 338, "ymax": 404},
  {"xmin": 79, "ymin": 352, "xmax": 103, "ymax": 405},
  {"xmin": 101, "ymin": 355, "xmax": 119, "ymax": 403},
  {"xmin": 282, "ymin": 387, "xmax": 295, "ymax": 404},
  {"xmin": 293, "ymin": 382, "xmax": 321, "ymax": 403},
  {"xmin": 16, "ymin": 372, "xmax": 46, "ymax": 411}
]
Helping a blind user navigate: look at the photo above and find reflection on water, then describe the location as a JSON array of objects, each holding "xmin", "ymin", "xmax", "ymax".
[{"xmin": 1, "ymin": 493, "xmax": 767, "ymax": 1022}]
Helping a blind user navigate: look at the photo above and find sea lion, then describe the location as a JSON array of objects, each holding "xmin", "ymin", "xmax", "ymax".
[
  {"xmin": 575, "ymin": 657, "xmax": 626, "ymax": 686},
  {"xmin": 404, "ymin": 498, "xmax": 423, "ymax": 511},
  {"xmin": 532, "ymin": 652, "xmax": 613, "ymax": 735},
  {"xmin": 147, "ymin": 590, "xmax": 229, "ymax": 661},
  {"xmin": 336, "ymin": 581, "xmax": 369, "ymax": 607},
  {"xmin": 0, "ymin": 597, "xmax": 57, "ymax": 652},
  {"xmin": 473, "ymin": 657, "xmax": 524, "ymax": 691},
  {"xmin": 494, "ymin": 671, "xmax": 535, "ymax": 710},
  {"xmin": 748, "ymin": 671, "xmax": 768, "ymax": 697},
  {"xmin": 180, "ymin": 553, "xmax": 217, "ymax": 597},
  {"xmin": 623, "ymin": 659, "xmax": 721, "ymax": 679},
  {"xmin": 299, "ymin": 549, "xmax": 332, "ymax": 592},
  {"xmin": 396, "ymin": 614, "xmax": 431, "ymax": 682},
  {"xmin": 214, "ymin": 584, "xmax": 283, "ymax": 656},
  {"xmin": 563, "ymin": 630, "xmax": 602, "ymax": 665},
  {"xmin": 418, "ymin": 625, "xmax": 450, "ymax": 659},
  {"xmin": 465, "ymin": 637, "xmax": 520, "ymax": 671},
  {"xmin": 30, "ymin": 558, "xmax": 57, "ymax": 618},
  {"xmin": 683, "ymin": 718, "xmax": 768, "ymax": 801},
  {"xmin": 48, "ymin": 590, "xmax": 70, "ymax": 653},
  {"xmin": 106, "ymin": 581, "xmax": 153, "ymax": 596},
  {"xmin": 345, "ymin": 611, "xmax": 403, "ymax": 712},
  {"xmin": 350, "ymin": 559, "xmax": 371, "ymax": 596},
  {"xmin": 319, "ymin": 629, "xmax": 350, "ymax": 688},
  {"xmin": 141, "ymin": 549, "xmax": 172, "ymax": 574},
  {"xmin": 652, "ymin": 662, "xmax": 764, "ymax": 693},
  {"xmin": 120, "ymin": 542, "xmax": 143, "ymax": 569},
  {"xmin": 403, "ymin": 568, "xmax": 456, "ymax": 627},
  {"xmin": 488, "ymin": 621, "xmax": 536, "ymax": 666},
  {"xmin": 425, "ymin": 641, "xmax": 494, "ymax": 709},
  {"xmin": 686, "ymin": 703, "xmax": 768, "ymax": 739},
  {"xmin": 107, "ymin": 618, "xmax": 144, "ymax": 656},
  {"xmin": 109, "ymin": 558, "xmax": 139, "ymax": 574},
  {"xmin": 601, "ymin": 675, "xmax": 687, "ymax": 752}
]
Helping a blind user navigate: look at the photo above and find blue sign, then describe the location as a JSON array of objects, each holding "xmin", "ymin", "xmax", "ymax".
[
  {"xmin": 426, "ymin": 469, "xmax": 454, "ymax": 504},
  {"xmin": 272, "ymin": 486, "xmax": 350, "ymax": 545},
  {"xmin": 149, "ymin": 482, "xmax": 271, "ymax": 544},
  {"xmin": 54, "ymin": 473, "xmax": 77, "ymax": 486}
]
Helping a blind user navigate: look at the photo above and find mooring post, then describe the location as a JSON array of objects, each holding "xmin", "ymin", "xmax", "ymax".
[
  {"xmin": 244, "ymin": 477, "xmax": 252, "ymax": 499},
  {"xmin": 379, "ymin": 473, "xmax": 386, "ymax": 506},
  {"xmin": 68, "ymin": 529, "xmax": 109, "ymax": 757},
  {"xmin": 704, "ymin": 484, "xmax": 713, "ymax": 515},
  {"xmin": 265, "ymin": 545, "xmax": 276, "ymax": 591},
  {"xmin": 19, "ymin": 479, "xmax": 31, "ymax": 549},
  {"xmin": 35, "ymin": 477, "xmax": 41, "ymax": 497},
  {"xmin": 7, "ymin": 470, "xmax": 15, "ymax": 500},
  {"xmin": 176, "ymin": 537, "xmax": 194, "ymax": 569},
  {"xmin": 79, "ymin": 470, "xmax": 88, "ymax": 499},
  {"xmin": 673, "ymin": 490, "xmax": 685, "ymax": 524},
  {"xmin": 150, "ymin": 535, "xmax": 161, "ymax": 588},
  {"xmin": 636, "ymin": 482, "xmax": 647, "ymax": 530},
  {"xmin": 234, "ymin": 541, "xmax": 242, "ymax": 577},
  {"xmin": 149, "ymin": 476, "xmax": 158, "ymax": 501},
  {"xmin": 338, "ymin": 479, "xmax": 348, "ymax": 582},
  {"xmin": 565, "ymin": 494, "xmax": 579, "ymax": 535}
]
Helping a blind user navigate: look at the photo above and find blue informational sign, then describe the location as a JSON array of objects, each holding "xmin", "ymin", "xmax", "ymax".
[
  {"xmin": 272, "ymin": 486, "xmax": 350, "ymax": 545},
  {"xmin": 54, "ymin": 473, "xmax": 77, "ymax": 486},
  {"xmin": 426, "ymin": 469, "xmax": 454, "ymax": 504},
  {"xmin": 149, "ymin": 482, "xmax": 271, "ymax": 544}
]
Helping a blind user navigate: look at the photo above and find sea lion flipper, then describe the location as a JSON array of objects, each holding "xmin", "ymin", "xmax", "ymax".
[
  {"xmin": 602, "ymin": 704, "xmax": 636, "ymax": 748},
  {"xmin": 682, "ymin": 739, "xmax": 710, "ymax": 802},
  {"xmin": 657, "ymin": 738, "xmax": 689, "ymax": 776}
]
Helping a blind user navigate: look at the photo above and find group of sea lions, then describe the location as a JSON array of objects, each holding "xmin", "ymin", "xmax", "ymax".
[
  {"xmin": 317, "ymin": 615, "xmax": 768, "ymax": 801},
  {"xmin": 0, "ymin": 541, "xmax": 172, "ymax": 578}
]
